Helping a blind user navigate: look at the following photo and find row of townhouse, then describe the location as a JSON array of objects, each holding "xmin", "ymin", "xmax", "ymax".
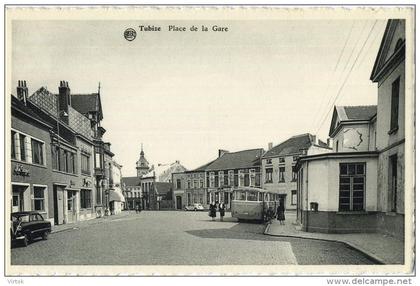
[
  {"xmin": 10, "ymin": 80, "xmax": 124, "ymax": 225},
  {"xmin": 295, "ymin": 19, "xmax": 407, "ymax": 239},
  {"xmin": 172, "ymin": 136, "xmax": 331, "ymax": 211}
]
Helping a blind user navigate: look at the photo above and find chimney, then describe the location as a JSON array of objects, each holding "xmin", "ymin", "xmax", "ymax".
[
  {"xmin": 58, "ymin": 81, "xmax": 71, "ymax": 122},
  {"xmin": 309, "ymin": 134, "xmax": 317, "ymax": 144},
  {"xmin": 16, "ymin": 80, "xmax": 28, "ymax": 105},
  {"xmin": 327, "ymin": 138, "xmax": 331, "ymax": 148},
  {"xmin": 268, "ymin": 142, "xmax": 273, "ymax": 150},
  {"xmin": 218, "ymin": 149, "xmax": 229, "ymax": 158}
]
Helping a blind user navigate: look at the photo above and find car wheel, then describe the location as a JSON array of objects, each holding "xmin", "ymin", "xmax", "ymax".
[
  {"xmin": 22, "ymin": 234, "xmax": 29, "ymax": 247},
  {"xmin": 42, "ymin": 231, "xmax": 49, "ymax": 240}
]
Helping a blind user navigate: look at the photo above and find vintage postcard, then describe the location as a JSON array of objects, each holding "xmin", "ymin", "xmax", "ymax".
[{"xmin": 4, "ymin": 5, "xmax": 415, "ymax": 277}]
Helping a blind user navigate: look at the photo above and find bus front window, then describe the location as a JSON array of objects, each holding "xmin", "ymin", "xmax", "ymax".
[
  {"xmin": 247, "ymin": 191, "xmax": 258, "ymax": 201},
  {"xmin": 237, "ymin": 191, "xmax": 246, "ymax": 201}
]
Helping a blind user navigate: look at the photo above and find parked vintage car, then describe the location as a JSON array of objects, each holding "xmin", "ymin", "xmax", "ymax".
[
  {"xmin": 11, "ymin": 211, "xmax": 51, "ymax": 247},
  {"xmin": 184, "ymin": 203, "xmax": 205, "ymax": 211}
]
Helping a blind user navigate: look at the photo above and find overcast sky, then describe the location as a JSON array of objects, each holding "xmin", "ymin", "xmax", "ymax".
[{"xmin": 11, "ymin": 19, "xmax": 387, "ymax": 176}]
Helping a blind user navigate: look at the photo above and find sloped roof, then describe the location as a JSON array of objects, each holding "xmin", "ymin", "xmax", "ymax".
[
  {"xmin": 121, "ymin": 176, "xmax": 141, "ymax": 187},
  {"xmin": 329, "ymin": 105, "xmax": 377, "ymax": 136},
  {"xmin": 155, "ymin": 182, "xmax": 172, "ymax": 195},
  {"xmin": 262, "ymin": 134, "xmax": 313, "ymax": 158},
  {"xmin": 70, "ymin": 93, "xmax": 103, "ymax": 120},
  {"xmin": 143, "ymin": 161, "xmax": 188, "ymax": 182},
  {"xmin": 370, "ymin": 19, "xmax": 406, "ymax": 82},
  {"xmin": 206, "ymin": 149, "xmax": 263, "ymax": 171},
  {"xmin": 11, "ymin": 95, "xmax": 52, "ymax": 129},
  {"xmin": 342, "ymin": 105, "xmax": 377, "ymax": 120},
  {"xmin": 189, "ymin": 158, "xmax": 217, "ymax": 172}
]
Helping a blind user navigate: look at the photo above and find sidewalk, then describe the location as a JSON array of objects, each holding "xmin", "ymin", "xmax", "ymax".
[
  {"xmin": 51, "ymin": 211, "xmax": 136, "ymax": 234},
  {"xmin": 264, "ymin": 211, "xmax": 404, "ymax": 265}
]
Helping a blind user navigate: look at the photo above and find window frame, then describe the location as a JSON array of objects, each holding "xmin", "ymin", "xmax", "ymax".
[
  {"xmin": 265, "ymin": 168, "xmax": 273, "ymax": 183},
  {"xmin": 31, "ymin": 138, "xmax": 44, "ymax": 165},
  {"xmin": 32, "ymin": 185, "xmax": 46, "ymax": 212},
  {"xmin": 81, "ymin": 153, "xmax": 91, "ymax": 175},
  {"xmin": 389, "ymin": 77, "xmax": 400, "ymax": 133},
  {"xmin": 338, "ymin": 162, "xmax": 366, "ymax": 212},
  {"xmin": 80, "ymin": 189, "xmax": 92, "ymax": 209}
]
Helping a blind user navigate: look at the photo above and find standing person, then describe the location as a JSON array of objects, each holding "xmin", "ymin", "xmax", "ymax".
[
  {"xmin": 135, "ymin": 204, "xmax": 139, "ymax": 214},
  {"xmin": 276, "ymin": 198, "xmax": 285, "ymax": 225},
  {"xmin": 209, "ymin": 201, "xmax": 217, "ymax": 221},
  {"xmin": 219, "ymin": 201, "xmax": 225, "ymax": 221}
]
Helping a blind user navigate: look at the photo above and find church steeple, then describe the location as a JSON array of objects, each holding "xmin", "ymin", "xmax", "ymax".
[{"xmin": 136, "ymin": 143, "xmax": 149, "ymax": 177}]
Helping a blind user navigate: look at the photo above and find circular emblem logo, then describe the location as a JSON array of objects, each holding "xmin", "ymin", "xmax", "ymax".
[{"xmin": 124, "ymin": 28, "xmax": 137, "ymax": 41}]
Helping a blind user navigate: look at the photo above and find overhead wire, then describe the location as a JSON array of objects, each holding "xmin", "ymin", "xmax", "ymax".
[
  {"xmin": 309, "ymin": 21, "xmax": 355, "ymax": 132},
  {"xmin": 314, "ymin": 20, "xmax": 378, "ymax": 136}
]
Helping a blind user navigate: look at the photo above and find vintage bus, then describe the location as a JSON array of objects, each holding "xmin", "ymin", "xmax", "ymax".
[{"xmin": 231, "ymin": 187, "xmax": 281, "ymax": 222}]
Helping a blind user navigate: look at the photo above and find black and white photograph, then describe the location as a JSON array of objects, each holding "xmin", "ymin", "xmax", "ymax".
[{"xmin": 4, "ymin": 5, "xmax": 415, "ymax": 278}]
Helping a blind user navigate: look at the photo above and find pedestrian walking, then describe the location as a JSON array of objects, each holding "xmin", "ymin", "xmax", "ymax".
[
  {"xmin": 219, "ymin": 202, "xmax": 225, "ymax": 221},
  {"xmin": 276, "ymin": 199, "xmax": 285, "ymax": 225},
  {"xmin": 135, "ymin": 204, "xmax": 140, "ymax": 214},
  {"xmin": 209, "ymin": 202, "xmax": 217, "ymax": 221}
]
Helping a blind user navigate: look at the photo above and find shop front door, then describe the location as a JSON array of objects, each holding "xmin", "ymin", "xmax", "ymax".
[
  {"xmin": 12, "ymin": 185, "xmax": 27, "ymax": 213},
  {"xmin": 67, "ymin": 190, "xmax": 77, "ymax": 223}
]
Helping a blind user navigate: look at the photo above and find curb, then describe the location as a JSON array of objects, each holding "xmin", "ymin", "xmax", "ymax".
[{"xmin": 263, "ymin": 223, "xmax": 385, "ymax": 265}]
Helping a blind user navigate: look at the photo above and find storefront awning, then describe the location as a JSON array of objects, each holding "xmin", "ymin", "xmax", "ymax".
[{"xmin": 109, "ymin": 188, "xmax": 125, "ymax": 202}]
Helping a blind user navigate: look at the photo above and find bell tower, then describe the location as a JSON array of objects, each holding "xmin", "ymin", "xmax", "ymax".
[{"xmin": 136, "ymin": 143, "xmax": 150, "ymax": 177}]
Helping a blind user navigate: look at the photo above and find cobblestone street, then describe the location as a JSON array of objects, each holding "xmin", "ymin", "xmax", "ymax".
[{"xmin": 11, "ymin": 211, "xmax": 377, "ymax": 265}]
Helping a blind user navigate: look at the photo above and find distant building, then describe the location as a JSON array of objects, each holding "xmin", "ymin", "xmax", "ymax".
[
  {"xmin": 172, "ymin": 160, "xmax": 214, "ymax": 210},
  {"xmin": 136, "ymin": 144, "xmax": 150, "ymax": 177},
  {"xmin": 141, "ymin": 161, "xmax": 187, "ymax": 210},
  {"xmin": 121, "ymin": 176, "xmax": 142, "ymax": 210},
  {"xmin": 205, "ymin": 149, "xmax": 264, "ymax": 209},
  {"xmin": 262, "ymin": 134, "xmax": 331, "ymax": 210}
]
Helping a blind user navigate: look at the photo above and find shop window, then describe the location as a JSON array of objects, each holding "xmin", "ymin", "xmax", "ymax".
[
  {"xmin": 33, "ymin": 186, "xmax": 45, "ymax": 211},
  {"xmin": 339, "ymin": 163, "xmax": 365, "ymax": 211},
  {"xmin": 80, "ymin": 189, "xmax": 92, "ymax": 209}
]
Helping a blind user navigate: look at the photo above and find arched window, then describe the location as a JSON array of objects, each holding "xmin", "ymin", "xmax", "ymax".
[{"xmin": 395, "ymin": 38, "xmax": 404, "ymax": 52}]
